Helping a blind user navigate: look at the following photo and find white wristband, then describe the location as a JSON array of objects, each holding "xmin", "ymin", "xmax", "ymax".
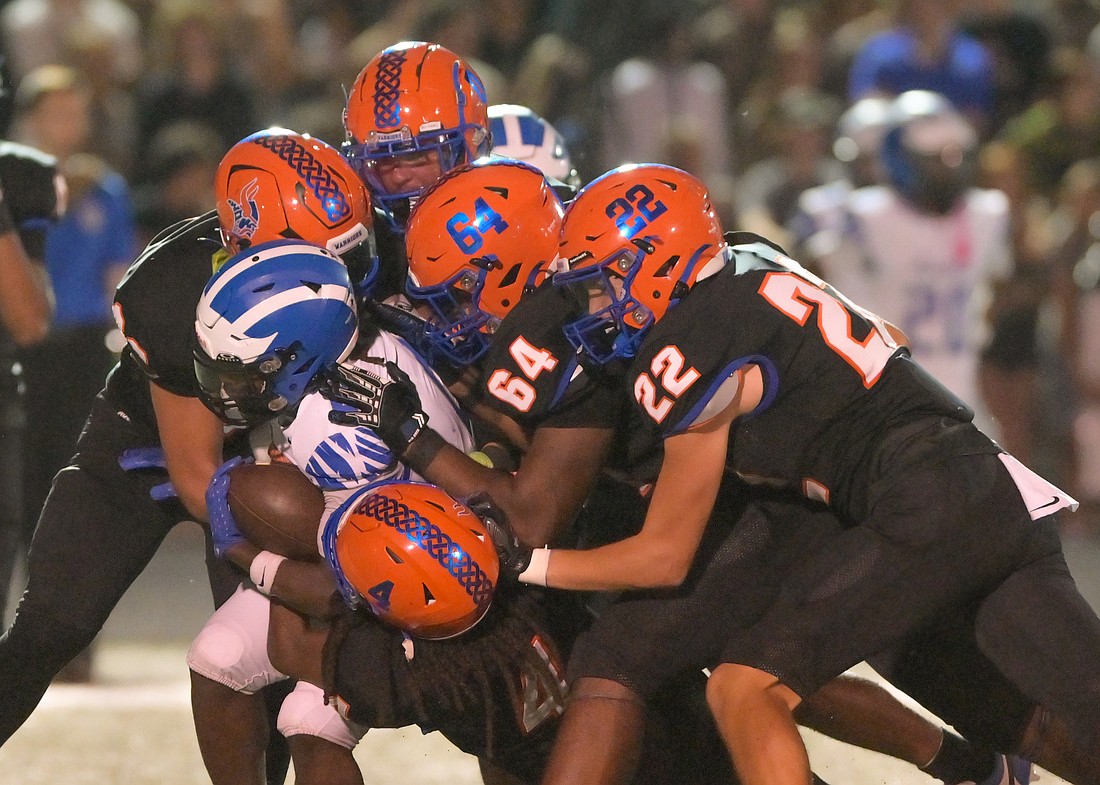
[
  {"xmin": 249, "ymin": 550, "xmax": 287, "ymax": 596},
  {"xmin": 517, "ymin": 547, "xmax": 550, "ymax": 587}
]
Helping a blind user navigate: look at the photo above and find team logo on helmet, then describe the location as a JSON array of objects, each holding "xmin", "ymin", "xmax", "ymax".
[{"xmin": 226, "ymin": 178, "xmax": 260, "ymax": 243}]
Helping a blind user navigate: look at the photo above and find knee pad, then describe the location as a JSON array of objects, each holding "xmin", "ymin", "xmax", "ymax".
[
  {"xmin": 276, "ymin": 680, "xmax": 367, "ymax": 750},
  {"xmin": 187, "ymin": 585, "xmax": 285, "ymax": 694}
]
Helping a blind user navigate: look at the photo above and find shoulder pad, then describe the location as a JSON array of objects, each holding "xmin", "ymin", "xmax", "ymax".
[{"xmin": 723, "ymin": 231, "xmax": 789, "ymax": 256}]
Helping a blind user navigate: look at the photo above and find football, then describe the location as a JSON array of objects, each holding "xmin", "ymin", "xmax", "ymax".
[{"xmin": 227, "ymin": 461, "xmax": 325, "ymax": 561}]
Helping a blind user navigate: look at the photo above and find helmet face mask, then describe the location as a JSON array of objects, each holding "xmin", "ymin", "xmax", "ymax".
[
  {"xmin": 557, "ymin": 248, "xmax": 653, "ymax": 365},
  {"xmin": 403, "ymin": 157, "xmax": 564, "ymax": 365},
  {"xmin": 880, "ymin": 90, "xmax": 977, "ymax": 215},
  {"xmin": 192, "ymin": 342, "xmax": 308, "ymax": 426},
  {"xmin": 407, "ymin": 264, "xmax": 494, "ymax": 365},
  {"xmin": 193, "ymin": 239, "xmax": 359, "ymax": 427},
  {"xmin": 343, "ymin": 41, "xmax": 491, "ymax": 232}
]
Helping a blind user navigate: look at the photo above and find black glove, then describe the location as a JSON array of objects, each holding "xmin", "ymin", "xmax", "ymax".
[
  {"xmin": 0, "ymin": 142, "xmax": 60, "ymax": 223},
  {"xmin": 467, "ymin": 492, "xmax": 532, "ymax": 577},
  {"xmin": 325, "ymin": 359, "xmax": 428, "ymax": 456}
]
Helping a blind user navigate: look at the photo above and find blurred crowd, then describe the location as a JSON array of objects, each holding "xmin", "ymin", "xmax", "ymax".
[{"xmin": 4, "ymin": 0, "xmax": 1100, "ymax": 529}]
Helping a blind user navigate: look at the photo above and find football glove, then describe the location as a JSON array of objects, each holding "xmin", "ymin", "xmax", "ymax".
[
  {"xmin": 325, "ymin": 359, "xmax": 428, "ymax": 457},
  {"xmin": 206, "ymin": 455, "xmax": 250, "ymax": 558},
  {"xmin": 118, "ymin": 446, "xmax": 178, "ymax": 502},
  {"xmin": 466, "ymin": 491, "xmax": 532, "ymax": 576},
  {"xmin": 0, "ymin": 140, "xmax": 60, "ymax": 238}
]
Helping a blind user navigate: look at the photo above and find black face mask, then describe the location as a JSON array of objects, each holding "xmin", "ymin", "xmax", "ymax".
[{"xmin": 903, "ymin": 149, "xmax": 976, "ymax": 215}]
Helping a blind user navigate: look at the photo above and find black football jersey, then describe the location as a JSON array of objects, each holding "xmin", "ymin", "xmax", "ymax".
[
  {"xmin": 473, "ymin": 280, "xmax": 620, "ymax": 431},
  {"xmin": 627, "ymin": 238, "xmax": 998, "ymax": 522},
  {"xmin": 106, "ymin": 211, "xmax": 223, "ymax": 435}
]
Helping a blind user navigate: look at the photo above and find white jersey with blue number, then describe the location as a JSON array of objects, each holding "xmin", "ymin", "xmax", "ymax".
[
  {"xmin": 277, "ymin": 329, "xmax": 474, "ymax": 490},
  {"xmin": 814, "ymin": 185, "xmax": 1011, "ymax": 432}
]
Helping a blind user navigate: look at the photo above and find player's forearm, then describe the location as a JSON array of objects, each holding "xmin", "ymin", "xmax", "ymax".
[
  {"xmin": 408, "ymin": 431, "xmax": 567, "ymax": 546},
  {"xmin": 540, "ymin": 530, "xmax": 695, "ymax": 590},
  {"xmin": 0, "ymin": 232, "xmax": 51, "ymax": 345}
]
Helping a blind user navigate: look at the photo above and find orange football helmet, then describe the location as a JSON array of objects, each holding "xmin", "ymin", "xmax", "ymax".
[
  {"xmin": 404, "ymin": 157, "xmax": 564, "ymax": 364},
  {"xmin": 329, "ymin": 481, "xmax": 500, "ymax": 640},
  {"xmin": 554, "ymin": 164, "xmax": 726, "ymax": 364},
  {"xmin": 215, "ymin": 128, "xmax": 379, "ymax": 293},
  {"xmin": 343, "ymin": 41, "xmax": 491, "ymax": 230}
]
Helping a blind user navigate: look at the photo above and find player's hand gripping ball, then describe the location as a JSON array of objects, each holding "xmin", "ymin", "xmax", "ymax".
[{"xmin": 334, "ymin": 481, "xmax": 500, "ymax": 639}]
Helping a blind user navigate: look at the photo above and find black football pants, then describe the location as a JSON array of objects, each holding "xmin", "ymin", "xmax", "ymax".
[{"xmin": 0, "ymin": 393, "xmax": 292, "ymax": 783}]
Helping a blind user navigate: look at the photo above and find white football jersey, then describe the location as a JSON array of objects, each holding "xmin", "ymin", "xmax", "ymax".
[
  {"xmin": 264, "ymin": 329, "xmax": 474, "ymax": 490},
  {"xmin": 815, "ymin": 185, "xmax": 1011, "ymax": 431}
]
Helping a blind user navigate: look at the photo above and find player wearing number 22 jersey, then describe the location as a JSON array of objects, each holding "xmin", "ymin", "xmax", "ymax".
[{"xmin": 519, "ymin": 163, "xmax": 1100, "ymax": 785}]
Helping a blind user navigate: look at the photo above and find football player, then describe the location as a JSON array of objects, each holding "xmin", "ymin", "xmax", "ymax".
[
  {"xmin": 0, "ymin": 140, "xmax": 63, "ymax": 617},
  {"xmin": 189, "ymin": 238, "xmax": 488, "ymax": 785},
  {"xmin": 489, "ymin": 162, "xmax": 1100, "ymax": 785},
  {"xmin": 0, "ymin": 127, "xmax": 374, "ymax": 785},
  {"xmin": 327, "ymin": 159, "xmax": 1039, "ymax": 785}
]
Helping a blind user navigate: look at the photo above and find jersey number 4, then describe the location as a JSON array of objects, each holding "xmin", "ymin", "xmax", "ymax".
[
  {"xmin": 759, "ymin": 272, "xmax": 894, "ymax": 387},
  {"xmin": 486, "ymin": 336, "xmax": 559, "ymax": 413}
]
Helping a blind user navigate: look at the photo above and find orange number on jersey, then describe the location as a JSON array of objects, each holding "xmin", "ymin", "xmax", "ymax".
[
  {"xmin": 486, "ymin": 336, "xmax": 560, "ymax": 413},
  {"xmin": 634, "ymin": 345, "xmax": 700, "ymax": 423},
  {"xmin": 758, "ymin": 272, "xmax": 894, "ymax": 387}
]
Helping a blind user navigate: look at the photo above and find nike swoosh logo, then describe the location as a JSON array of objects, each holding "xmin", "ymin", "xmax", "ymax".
[{"xmin": 1030, "ymin": 496, "xmax": 1061, "ymax": 512}]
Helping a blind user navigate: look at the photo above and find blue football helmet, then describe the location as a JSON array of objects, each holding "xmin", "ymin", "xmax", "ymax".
[
  {"xmin": 880, "ymin": 90, "xmax": 977, "ymax": 215},
  {"xmin": 194, "ymin": 239, "xmax": 359, "ymax": 425},
  {"xmin": 488, "ymin": 104, "xmax": 580, "ymax": 189}
]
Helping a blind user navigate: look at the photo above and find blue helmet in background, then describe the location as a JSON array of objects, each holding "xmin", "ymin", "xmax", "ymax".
[
  {"xmin": 880, "ymin": 90, "xmax": 977, "ymax": 215},
  {"xmin": 194, "ymin": 239, "xmax": 359, "ymax": 425}
]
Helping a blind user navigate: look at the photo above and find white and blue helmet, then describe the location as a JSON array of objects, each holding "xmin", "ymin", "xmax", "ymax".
[
  {"xmin": 488, "ymin": 104, "xmax": 580, "ymax": 188},
  {"xmin": 880, "ymin": 90, "xmax": 977, "ymax": 214},
  {"xmin": 194, "ymin": 239, "xmax": 359, "ymax": 425}
]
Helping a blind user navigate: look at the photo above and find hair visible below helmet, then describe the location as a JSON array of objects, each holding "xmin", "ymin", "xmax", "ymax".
[
  {"xmin": 215, "ymin": 128, "xmax": 380, "ymax": 295},
  {"xmin": 404, "ymin": 157, "xmax": 564, "ymax": 365},
  {"xmin": 343, "ymin": 41, "xmax": 491, "ymax": 231},
  {"xmin": 833, "ymin": 96, "xmax": 892, "ymax": 188},
  {"xmin": 193, "ymin": 239, "xmax": 359, "ymax": 426},
  {"xmin": 879, "ymin": 90, "xmax": 977, "ymax": 215},
  {"xmin": 488, "ymin": 104, "xmax": 580, "ymax": 188},
  {"xmin": 553, "ymin": 163, "xmax": 726, "ymax": 365},
  {"xmin": 331, "ymin": 481, "xmax": 500, "ymax": 640}
]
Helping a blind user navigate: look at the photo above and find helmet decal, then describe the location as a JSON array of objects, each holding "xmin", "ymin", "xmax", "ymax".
[
  {"xmin": 352, "ymin": 489, "xmax": 494, "ymax": 608},
  {"xmin": 253, "ymin": 135, "xmax": 351, "ymax": 223},
  {"xmin": 226, "ymin": 177, "xmax": 260, "ymax": 244},
  {"xmin": 372, "ymin": 48, "xmax": 406, "ymax": 130}
]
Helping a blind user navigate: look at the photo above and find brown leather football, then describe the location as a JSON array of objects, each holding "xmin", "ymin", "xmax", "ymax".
[{"xmin": 227, "ymin": 461, "xmax": 324, "ymax": 561}]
